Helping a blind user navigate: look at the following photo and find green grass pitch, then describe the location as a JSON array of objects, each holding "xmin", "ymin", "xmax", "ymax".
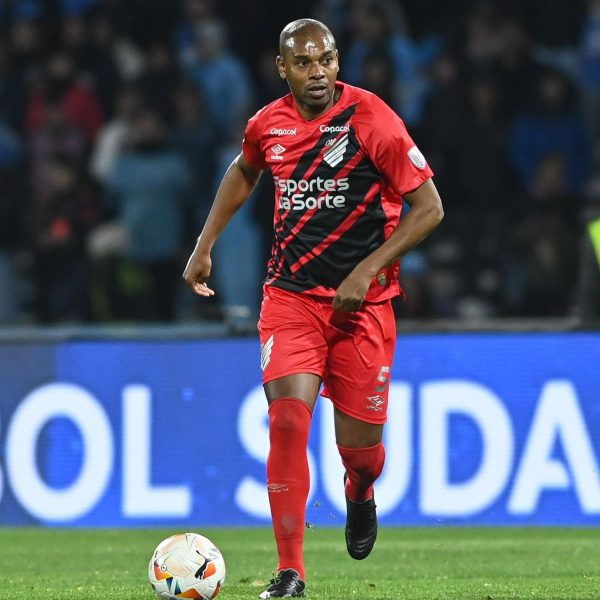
[{"xmin": 1, "ymin": 527, "xmax": 599, "ymax": 599}]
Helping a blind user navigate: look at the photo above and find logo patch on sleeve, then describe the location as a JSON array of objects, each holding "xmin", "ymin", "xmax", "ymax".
[{"xmin": 407, "ymin": 145, "xmax": 427, "ymax": 170}]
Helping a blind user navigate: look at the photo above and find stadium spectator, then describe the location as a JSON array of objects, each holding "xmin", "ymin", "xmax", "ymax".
[
  {"xmin": 87, "ymin": 11, "xmax": 146, "ymax": 82},
  {"xmin": 103, "ymin": 108, "xmax": 192, "ymax": 320},
  {"xmin": 175, "ymin": 0, "xmax": 219, "ymax": 61},
  {"xmin": 25, "ymin": 51, "xmax": 104, "ymax": 141},
  {"xmin": 492, "ymin": 15, "xmax": 541, "ymax": 118},
  {"xmin": 504, "ymin": 154, "xmax": 579, "ymax": 316},
  {"xmin": 136, "ymin": 42, "xmax": 182, "ymax": 123},
  {"xmin": 31, "ymin": 156, "xmax": 99, "ymax": 323},
  {"xmin": 510, "ymin": 67, "xmax": 590, "ymax": 194},
  {"xmin": 418, "ymin": 52, "xmax": 464, "ymax": 197},
  {"xmin": 61, "ymin": 12, "xmax": 121, "ymax": 119},
  {"xmin": 344, "ymin": 0, "xmax": 429, "ymax": 124},
  {"xmin": 169, "ymin": 81, "xmax": 217, "ymax": 226},
  {"xmin": 28, "ymin": 101, "xmax": 87, "ymax": 200},
  {"xmin": 572, "ymin": 179, "xmax": 600, "ymax": 322},
  {"xmin": 360, "ymin": 50, "xmax": 398, "ymax": 111},
  {"xmin": 0, "ymin": 122, "xmax": 27, "ymax": 322},
  {"xmin": 90, "ymin": 82, "xmax": 145, "ymax": 182},
  {"xmin": 182, "ymin": 20, "xmax": 253, "ymax": 136}
]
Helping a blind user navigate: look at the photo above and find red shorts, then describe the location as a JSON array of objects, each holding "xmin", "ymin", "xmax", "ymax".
[{"xmin": 257, "ymin": 285, "xmax": 396, "ymax": 424}]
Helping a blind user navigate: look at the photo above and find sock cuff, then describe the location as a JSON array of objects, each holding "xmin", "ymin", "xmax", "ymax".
[
  {"xmin": 268, "ymin": 397, "xmax": 313, "ymax": 417},
  {"xmin": 337, "ymin": 441, "xmax": 384, "ymax": 454}
]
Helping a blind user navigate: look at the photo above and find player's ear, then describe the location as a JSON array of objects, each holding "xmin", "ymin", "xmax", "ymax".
[
  {"xmin": 276, "ymin": 55, "xmax": 287, "ymax": 80},
  {"xmin": 335, "ymin": 49, "xmax": 340, "ymax": 73}
]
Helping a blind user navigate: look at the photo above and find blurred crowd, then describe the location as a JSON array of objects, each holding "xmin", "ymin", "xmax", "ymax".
[{"xmin": 0, "ymin": 0, "xmax": 599, "ymax": 326}]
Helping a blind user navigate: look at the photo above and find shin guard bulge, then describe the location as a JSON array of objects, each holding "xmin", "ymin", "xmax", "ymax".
[
  {"xmin": 267, "ymin": 398, "xmax": 312, "ymax": 580},
  {"xmin": 337, "ymin": 442, "xmax": 385, "ymax": 503}
]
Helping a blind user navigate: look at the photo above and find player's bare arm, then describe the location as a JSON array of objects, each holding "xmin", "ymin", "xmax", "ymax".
[
  {"xmin": 333, "ymin": 179, "xmax": 444, "ymax": 312},
  {"xmin": 182, "ymin": 152, "xmax": 262, "ymax": 297}
]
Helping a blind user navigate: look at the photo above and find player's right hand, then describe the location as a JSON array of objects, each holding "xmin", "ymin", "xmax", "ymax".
[{"xmin": 182, "ymin": 250, "xmax": 215, "ymax": 297}]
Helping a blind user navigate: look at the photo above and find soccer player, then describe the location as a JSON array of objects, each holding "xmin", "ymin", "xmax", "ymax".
[{"xmin": 183, "ymin": 18, "xmax": 444, "ymax": 598}]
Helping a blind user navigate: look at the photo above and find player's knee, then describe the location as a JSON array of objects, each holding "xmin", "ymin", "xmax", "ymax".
[
  {"xmin": 268, "ymin": 398, "xmax": 312, "ymax": 439},
  {"xmin": 350, "ymin": 459, "xmax": 384, "ymax": 482},
  {"xmin": 339, "ymin": 442, "xmax": 385, "ymax": 481}
]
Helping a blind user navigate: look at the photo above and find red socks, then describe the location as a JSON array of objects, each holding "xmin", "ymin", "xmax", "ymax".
[
  {"xmin": 266, "ymin": 400, "xmax": 385, "ymax": 578},
  {"xmin": 337, "ymin": 442, "xmax": 385, "ymax": 503},
  {"xmin": 267, "ymin": 398, "xmax": 312, "ymax": 580}
]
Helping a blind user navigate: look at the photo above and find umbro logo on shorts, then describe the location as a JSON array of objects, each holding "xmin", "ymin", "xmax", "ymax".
[
  {"xmin": 367, "ymin": 395, "xmax": 384, "ymax": 411},
  {"xmin": 261, "ymin": 334, "xmax": 274, "ymax": 370}
]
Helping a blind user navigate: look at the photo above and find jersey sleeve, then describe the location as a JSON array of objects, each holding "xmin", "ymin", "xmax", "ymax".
[
  {"xmin": 242, "ymin": 110, "xmax": 268, "ymax": 170},
  {"xmin": 357, "ymin": 95, "xmax": 433, "ymax": 198}
]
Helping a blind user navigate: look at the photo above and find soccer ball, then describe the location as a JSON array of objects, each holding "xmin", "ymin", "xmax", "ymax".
[{"xmin": 148, "ymin": 532, "xmax": 226, "ymax": 599}]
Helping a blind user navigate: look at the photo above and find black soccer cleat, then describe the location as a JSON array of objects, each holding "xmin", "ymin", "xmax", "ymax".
[
  {"xmin": 258, "ymin": 568, "xmax": 305, "ymax": 598},
  {"xmin": 344, "ymin": 473, "xmax": 378, "ymax": 560}
]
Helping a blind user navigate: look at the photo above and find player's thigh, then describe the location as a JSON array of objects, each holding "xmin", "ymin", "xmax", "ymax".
[
  {"xmin": 334, "ymin": 408, "xmax": 383, "ymax": 448},
  {"xmin": 258, "ymin": 285, "xmax": 327, "ymax": 408},
  {"xmin": 264, "ymin": 373, "xmax": 322, "ymax": 409},
  {"xmin": 323, "ymin": 300, "xmax": 396, "ymax": 426}
]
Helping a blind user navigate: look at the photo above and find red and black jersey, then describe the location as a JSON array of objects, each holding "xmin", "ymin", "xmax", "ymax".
[{"xmin": 242, "ymin": 81, "xmax": 433, "ymax": 302}]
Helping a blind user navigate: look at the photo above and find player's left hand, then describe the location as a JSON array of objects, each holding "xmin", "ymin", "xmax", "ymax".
[{"xmin": 333, "ymin": 268, "xmax": 372, "ymax": 312}]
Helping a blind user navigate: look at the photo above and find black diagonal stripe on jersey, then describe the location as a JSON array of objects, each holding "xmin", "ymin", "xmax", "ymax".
[
  {"xmin": 291, "ymin": 190, "xmax": 386, "ymax": 290},
  {"xmin": 272, "ymin": 104, "xmax": 357, "ymax": 278},
  {"xmin": 279, "ymin": 154, "xmax": 380, "ymax": 272},
  {"xmin": 275, "ymin": 105, "xmax": 357, "ymax": 235},
  {"xmin": 277, "ymin": 125, "xmax": 380, "ymax": 269},
  {"xmin": 289, "ymin": 105, "xmax": 356, "ymax": 183},
  {"xmin": 278, "ymin": 140, "xmax": 363, "ymax": 250}
]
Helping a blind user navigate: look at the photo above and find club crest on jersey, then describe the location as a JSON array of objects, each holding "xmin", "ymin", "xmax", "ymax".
[
  {"xmin": 323, "ymin": 133, "xmax": 348, "ymax": 167},
  {"xmin": 270, "ymin": 144, "xmax": 286, "ymax": 161}
]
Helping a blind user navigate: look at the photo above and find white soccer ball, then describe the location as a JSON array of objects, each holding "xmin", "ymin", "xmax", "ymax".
[{"xmin": 148, "ymin": 532, "xmax": 226, "ymax": 599}]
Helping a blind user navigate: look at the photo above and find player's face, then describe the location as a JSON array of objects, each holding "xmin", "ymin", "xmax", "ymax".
[{"xmin": 277, "ymin": 33, "xmax": 339, "ymax": 118}]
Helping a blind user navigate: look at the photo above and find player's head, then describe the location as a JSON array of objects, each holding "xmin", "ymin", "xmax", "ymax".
[{"xmin": 277, "ymin": 19, "xmax": 339, "ymax": 115}]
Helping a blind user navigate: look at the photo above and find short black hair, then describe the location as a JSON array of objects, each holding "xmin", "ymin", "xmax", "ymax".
[{"xmin": 279, "ymin": 18, "xmax": 336, "ymax": 56}]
